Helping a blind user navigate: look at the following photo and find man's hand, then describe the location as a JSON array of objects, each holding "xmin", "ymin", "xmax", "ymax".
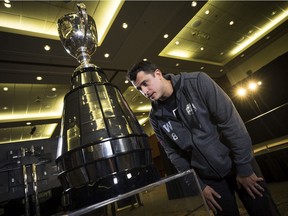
[
  {"xmin": 203, "ymin": 185, "xmax": 222, "ymax": 214},
  {"xmin": 236, "ymin": 172, "xmax": 265, "ymax": 199}
]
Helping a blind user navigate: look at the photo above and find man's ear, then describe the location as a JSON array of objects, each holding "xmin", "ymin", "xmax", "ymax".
[{"xmin": 154, "ymin": 69, "xmax": 162, "ymax": 77}]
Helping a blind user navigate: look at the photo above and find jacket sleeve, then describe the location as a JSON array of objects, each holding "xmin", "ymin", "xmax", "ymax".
[
  {"xmin": 149, "ymin": 113, "xmax": 206, "ymax": 190},
  {"xmin": 196, "ymin": 72, "xmax": 254, "ymax": 177}
]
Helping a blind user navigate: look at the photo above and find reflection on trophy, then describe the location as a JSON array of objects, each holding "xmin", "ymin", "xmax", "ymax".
[{"xmin": 56, "ymin": 3, "xmax": 160, "ymax": 212}]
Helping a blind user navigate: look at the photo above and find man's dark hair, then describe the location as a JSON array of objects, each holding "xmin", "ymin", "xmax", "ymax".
[{"xmin": 126, "ymin": 61, "xmax": 158, "ymax": 82}]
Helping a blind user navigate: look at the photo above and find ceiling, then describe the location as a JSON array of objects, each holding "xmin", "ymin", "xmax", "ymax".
[{"xmin": 0, "ymin": 1, "xmax": 288, "ymax": 146}]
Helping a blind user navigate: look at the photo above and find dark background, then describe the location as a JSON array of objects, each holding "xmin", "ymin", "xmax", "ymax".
[{"xmin": 229, "ymin": 52, "xmax": 288, "ymax": 145}]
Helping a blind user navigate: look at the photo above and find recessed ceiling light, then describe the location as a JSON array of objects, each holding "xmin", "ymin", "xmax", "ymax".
[
  {"xmin": 176, "ymin": 63, "xmax": 180, "ymax": 67},
  {"xmin": 200, "ymin": 47, "xmax": 204, "ymax": 51},
  {"xmin": 36, "ymin": 76, "xmax": 42, "ymax": 81},
  {"xmin": 3, "ymin": 87, "xmax": 8, "ymax": 91},
  {"xmin": 229, "ymin": 21, "xmax": 234, "ymax": 26},
  {"xmin": 175, "ymin": 41, "xmax": 180, "ymax": 45},
  {"xmin": 51, "ymin": 87, "xmax": 56, "ymax": 91},
  {"xmin": 104, "ymin": 53, "xmax": 109, "ymax": 58},
  {"xmin": 205, "ymin": 10, "xmax": 210, "ymax": 15},
  {"xmin": 4, "ymin": 3, "xmax": 11, "ymax": 8},
  {"xmin": 163, "ymin": 34, "xmax": 169, "ymax": 39},
  {"xmin": 2, "ymin": 106, "xmax": 8, "ymax": 110},
  {"xmin": 143, "ymin": 58, "xmax": 148, "ymax": 61},
  {"xmin": 44, "ymin": 45, "xmax": 51, "ymax": 51},
  {"xmin": 220, "ymin": 69, "xmax": 224, "ymax": 72},
  {"xmin": 200, "ymin": 66, "xmax": 204, "ymax": 70},
  {"xmin": 124, "ymin": 80, "xmax": 129, "ymax": 84},
  {"xmin": 220, "ymin": 52, "xmax": 224, "ymax": 56},
  {"xmin": 122, "ymin": 22, "xmax": 128, "ymax": 29},
  {"xmin": 191, "ymin": 1, "xmax": 197, "ymax": 7},
  {"xmin": 26, "ymin": 122, "xmax": 31, "ymax": 125}
]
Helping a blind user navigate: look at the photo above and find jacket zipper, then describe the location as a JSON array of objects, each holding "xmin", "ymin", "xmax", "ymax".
[{"xmin": 179, "ymin": 89, "xmax": 222, "ymax": 178}]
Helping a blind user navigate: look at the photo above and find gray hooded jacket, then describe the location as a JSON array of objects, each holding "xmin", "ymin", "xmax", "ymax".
[{"xmin": 149, "ymin": 72, "xmax": 253, "ymax": 189}]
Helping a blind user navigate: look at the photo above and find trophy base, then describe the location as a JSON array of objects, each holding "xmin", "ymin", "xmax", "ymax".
[{"xmin": 61, "ymin": 165, "xmax": 160, "ymax": 211}]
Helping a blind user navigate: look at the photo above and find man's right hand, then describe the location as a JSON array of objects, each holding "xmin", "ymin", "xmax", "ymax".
[{"xmin": 203, "ymin": 185, "xmax": 222, "ymax": 214}]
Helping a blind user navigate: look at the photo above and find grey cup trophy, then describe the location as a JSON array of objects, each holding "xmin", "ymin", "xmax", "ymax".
[
  {"xmin": 58, "ymin": 3, "xmax": 98, "ymax": 73},
  {"xmin": 56, "ymin": 2, "xmax": 160, "ymax": 212}
]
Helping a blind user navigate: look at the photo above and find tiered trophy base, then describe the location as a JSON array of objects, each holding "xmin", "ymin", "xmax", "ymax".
[
  {"xmin": 55, "ymin": 169, "xmax": 210, "ymax": 216},
  {"xmin": 62, "ymin": 165, "xmax": 160, "ymax": 211}
]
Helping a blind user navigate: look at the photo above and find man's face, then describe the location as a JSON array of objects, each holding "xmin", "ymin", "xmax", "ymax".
[{"xmin": 132, "ymin": 69, "xmax": 163, "ymax": 101}]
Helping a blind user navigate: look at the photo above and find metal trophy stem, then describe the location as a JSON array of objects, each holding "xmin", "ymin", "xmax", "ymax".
[{"xmin": 56, "ymin": 3, "xmax": 160, "ymax": 211}]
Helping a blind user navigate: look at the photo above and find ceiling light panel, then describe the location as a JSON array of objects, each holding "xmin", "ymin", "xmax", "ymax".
[
  {"xmin": 0, "ymin": 123, "xmax": 58, "ymax": 145},
  {"xmin": 0, "ymin": 83, "xmax": 69, "ymax": 123},
  {"xmin": 159, "ymin": 1, "xmax": 288, "ymax": 66},
  {"xmin": 0, "ymin": 1, "xmax": 124, "ymax": 45}
]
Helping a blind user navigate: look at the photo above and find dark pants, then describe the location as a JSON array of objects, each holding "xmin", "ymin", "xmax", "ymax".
[{"xmin": 202, "ymin": 160, "xmax": 280, "ymax": 216}]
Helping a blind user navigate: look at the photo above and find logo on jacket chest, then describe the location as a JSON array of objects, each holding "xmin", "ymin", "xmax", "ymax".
[
  {"xmin": 163, "ymin": 121, "xmax": 178, "ymax": 141},
  {"xmin": 186, "ymin": 103, "xmax": 197, "ymax": 115}
]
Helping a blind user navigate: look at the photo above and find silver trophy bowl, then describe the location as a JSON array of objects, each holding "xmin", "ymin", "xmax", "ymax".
[{"xmin": 57, "ymin": 3, "xmax": 98, "ymax": 71}]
